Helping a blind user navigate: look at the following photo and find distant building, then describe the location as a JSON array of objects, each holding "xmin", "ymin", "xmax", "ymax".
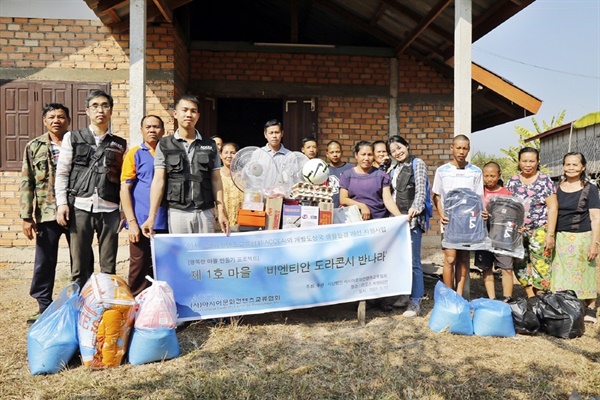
[{"xmin": 526, "ymin": 111, "xmax": 600, "ymax": 182}]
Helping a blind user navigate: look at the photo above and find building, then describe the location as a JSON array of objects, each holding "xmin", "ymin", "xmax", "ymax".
[
  {"xmin": 0, "ymin": 0, "xmax": 542, "ymax": 245},
  {"xmin": 526, "ymin": 111, "xmax": 600, "ymax": 182}
]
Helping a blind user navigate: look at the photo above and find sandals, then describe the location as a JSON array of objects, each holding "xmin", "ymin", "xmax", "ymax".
[{"xmin": 584, "ymin": 307, "xmax": 597, "ymax": 324}]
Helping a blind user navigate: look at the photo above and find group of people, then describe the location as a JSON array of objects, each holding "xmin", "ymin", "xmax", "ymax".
[
  {"xmin": 336, "ymin": 133, "xmax": 599, "ymax": 323},
  {"xmin": 21, "ymin": 92, "xmax": 230, "ymax": 323},
  {"xmin": 20, "ymin": 90, "xmax": 599, "ymax": 326}
]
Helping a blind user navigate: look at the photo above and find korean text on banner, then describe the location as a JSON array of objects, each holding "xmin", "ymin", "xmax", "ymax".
[{"xmin": 152, "ymin": 216, "xmax": 412, "ymax": 322}]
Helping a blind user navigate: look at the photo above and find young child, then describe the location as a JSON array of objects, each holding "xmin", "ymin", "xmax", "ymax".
[
  {"xmin": 475, "ymin": 161, "xmax": 514, "ymax": 301},
  {"xmin": 325, "ymin": 140, "xmax": 353, "ymax": 208},
  {"xmin": 301, "ymin": 137, "xmax": 318, "ymax": 159}
]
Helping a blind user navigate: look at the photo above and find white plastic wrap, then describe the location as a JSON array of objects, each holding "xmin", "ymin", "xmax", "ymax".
[
  {"xmin": 441, "ymin": 188, "xmax": 489, "ymax": 250},
  {"xmin": 486, "ymin": 195, "xmax": 528, "ymax": 259}
]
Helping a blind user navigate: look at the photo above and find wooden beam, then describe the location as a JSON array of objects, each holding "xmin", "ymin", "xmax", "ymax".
[
  {"xmin": 109, "ymin": 4, "xmax": 162, "ymax": 33},
  {"xmin": 170, "ymin": 0, "xmax": 193, "ymax": 10},
  {"xmin": 313, "ymin": 0, "xmax": 399, "ymax": 47},
  {"xmin": 369, "ymin": 3, "xmax": 387, "ymax": 27},
  {"xmin": 395, "ymin": 0, "xmax": 453, "ymax": 54},
  {"xmin": 471, "ymin": 63, "xmax": 542, "ymax": 113},
  {"xmin": 108, "ymin": 9, "xmax": 121, "ymax": 23},
  {"xmin": 379, "ymin": 0, "xmax": 453, "ymax": 44},
  {"xmin": 152, "ymin": 0, "xmax": 173, "ymax": 23},
  {"xmin": 96, "ymin": 0, "xmax": 127, "ymax": 14}
]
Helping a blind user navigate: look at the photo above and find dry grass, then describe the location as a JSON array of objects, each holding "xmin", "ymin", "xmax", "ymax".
[{"xmin": 1, "ymin": 246, "xmax": 600, "ymax": 400}]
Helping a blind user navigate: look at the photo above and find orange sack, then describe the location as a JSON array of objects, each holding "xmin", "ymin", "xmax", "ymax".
[{"xmin": 78, "ymin": 273, "xmax": 135, "ymax": 368}]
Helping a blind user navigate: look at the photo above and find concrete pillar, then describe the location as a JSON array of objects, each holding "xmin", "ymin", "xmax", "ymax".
[
  {"xmin": 454, "ymin": 0, "xmax": 472, "ymax": 141},
  {"xmin": 389, "ymin": 58, "xmax": 398, "ymax": 138},
  {"xmin": 455, "ymin": 0, "xmax": 472, "ymax": 300},
  {"xmin": 129, "ymin": 0, "xmax": 147, "ymax": 146}
]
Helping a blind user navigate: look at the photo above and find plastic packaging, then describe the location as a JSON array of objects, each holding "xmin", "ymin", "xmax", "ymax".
[
  {"xmin": 508, "ymin": 297, "xmax": 542, "ymax": 335},
  {"xmin": 537, "ymin": 290, "xmax": 586, "ymax": 339},
  {"xmin": 486, "ymin": 195, "xmax": 527, "ymax": 258},
  {"xmin": 27, "ymin": 283, "xmax": 80, "ymax": 375},
  {"xmin": 471, "ymin": 298, "xmax": 515, "ymax": 337},
  {"xmin": 442, "ymin": 188, "xmax": 489, "ymax": 250},
  {"xmin": 78, "ymin": 273, "xmax": 135, "ymax": 368},
  {"xmin": 428, "ymin": 281, "xmax": 473, "ymax": 335},
  {"xmin": 128, "ymin": 277, "xmax": 180, "ymax": 365}
]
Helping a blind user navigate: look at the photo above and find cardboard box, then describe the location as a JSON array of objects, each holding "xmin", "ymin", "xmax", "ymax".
[
  {"xmin": 282, "ymin": 205, "xmax": 301, "ymax": 229},
  {"xmin": 318, "ymin": 201, "xmax": 334, "ymax": 225},
  {"xmin": 241, "ymin": 201, "xmax": 264, "ymax": 211},
  {"xmin": 265, "ymin": 197, "xmax": 283, "ymax": 230},
  {"xmin": 319, "ymin": 210, "xmax": 333, "ymax": 225},
  {"xmin": 238, "ymin": 209, "xmax": 266, "ymax": 230},
  {"xmin": 300, "ymin": 206, "xmax": 319, "ymax": 228}
]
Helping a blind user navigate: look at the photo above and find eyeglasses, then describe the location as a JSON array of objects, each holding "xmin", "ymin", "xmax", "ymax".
[{"xmin": 87, "ymin": 103, "xmax": 111, "ymax": 111}]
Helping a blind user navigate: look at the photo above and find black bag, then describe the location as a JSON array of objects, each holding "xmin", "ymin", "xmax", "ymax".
[
  {"xmin": 487, "ymin": 196, "xmax": 525, "ymax": 251},
  {"xmin": 509, "ymin": 297, "xmax": 542, "ymax": 335},
  {"xmin": 537, "ymin": 291, "xmax": 585, "ymax": 339}
]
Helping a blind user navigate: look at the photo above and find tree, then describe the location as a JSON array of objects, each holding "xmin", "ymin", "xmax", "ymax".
[
  {"xmin": 500, "ymin": 110, "xmax": 566, "ymax": 164},
  {"xmin": 471, "ymin": 151, "xmax": 518, "ymax": 184}
]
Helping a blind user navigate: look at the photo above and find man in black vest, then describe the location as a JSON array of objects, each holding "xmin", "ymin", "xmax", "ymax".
[
  {"xmin": 55, "ymin": 90, "xmax": 127, "ymax": 288},
  {"xmin": 141, "ymin": 95, "xmax": 229, "ymax": 237}
]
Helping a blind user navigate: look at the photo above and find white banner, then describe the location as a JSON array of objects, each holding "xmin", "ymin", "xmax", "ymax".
[{"xmin": 152, "ymin": 216, "xmax": 412, "ymax": 321}]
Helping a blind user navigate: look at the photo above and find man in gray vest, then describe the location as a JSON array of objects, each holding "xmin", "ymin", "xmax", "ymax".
[
  {"xmin": 55, "ymin": 90, "xmax": 127, "ymax": 288},
  {"xmin": 141, "ymin": 94, "xmax": 229, "ymax": 237}
]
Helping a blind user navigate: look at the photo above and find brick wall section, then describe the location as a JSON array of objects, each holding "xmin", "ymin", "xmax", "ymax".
[
  {"xmin": 190, "ymin": 51, "xmax": 389, "ymax": 85},
  {"xmin": 0, "ymin": 18, "xmax": 129, "ymax": 70},
  {"xmin": 0, "ymin": 17, "xmax": 185, "ymax": 245},
  {"xmin": 397, "ymin": 55, "xmax": 455, "ymax": 234},
  {"xmin": 319, "ymin": 96, "xmax": 390, "ymax": 154}
]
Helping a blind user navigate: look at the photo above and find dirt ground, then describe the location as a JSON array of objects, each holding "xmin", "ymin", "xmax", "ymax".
[{"xmin": 3, "ymin": 238, "xmax": 600, "ymax": 399}]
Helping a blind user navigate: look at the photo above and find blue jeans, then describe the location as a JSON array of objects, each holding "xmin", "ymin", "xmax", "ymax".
[{"xmin": 410, "ymin": 226, "xmax": 425, "ymax": 302}]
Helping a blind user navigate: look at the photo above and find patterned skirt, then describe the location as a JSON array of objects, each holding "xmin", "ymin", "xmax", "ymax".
[
  {"xmin": 550, "ymin": 230, "xmax": 597, "ymax": 300},
  {"xmin": 513, "ymin": 226, "xmax": 552, "ymax": 290}
]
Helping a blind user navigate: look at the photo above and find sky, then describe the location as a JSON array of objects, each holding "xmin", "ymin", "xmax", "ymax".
[{"xmin": 471, "ymin": 0, "xmax": 600, "ymax": 156}]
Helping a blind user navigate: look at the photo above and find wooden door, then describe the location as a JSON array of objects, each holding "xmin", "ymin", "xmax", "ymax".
[
  {"xmin": 195, "ymin": 96, "xmax": 218, "ymax": 138},
  {"xmin": 0, "ymin": 81, "xmax": 110, "ymax": 170},
  {"xmin": 0, "ymin": 81, "xmax": 37, "ymax": 169},
  {"xmin": 282, "ymin": 97, "xmax": 317, "ymax": 152}
]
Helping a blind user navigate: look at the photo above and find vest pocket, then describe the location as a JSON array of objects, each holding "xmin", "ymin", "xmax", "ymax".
[
  {"xmin": 166, "ymin": 153, "xmax": 184, "ymax": 173},
  {"xmin": 104, "ymin": 148, "xmax": 123, "ymax": 183},
  {"xmin": 167, "ymin": 180, "xmax": 185, "ymax": 203}
]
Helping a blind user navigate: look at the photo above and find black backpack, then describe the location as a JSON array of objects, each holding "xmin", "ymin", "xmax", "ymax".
[
  {"xmin": 487, "ymin": 196, "xmax": 525, "ymax": 251},
  {"xmin": 443, "ymin": 188, "xmax": 487, "ymax": 244}
]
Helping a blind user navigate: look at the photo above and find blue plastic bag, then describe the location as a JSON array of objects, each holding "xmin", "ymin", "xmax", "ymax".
[
  {"xmin": 428, "ymin": 281, "xmax": 473, "ymax": 335},
  {"xmin": 128, "ymin": 328, "xmax": 180, "ymax": 365},
  {"xmin": 27, "ymin": 283, "xmax": 80, "ymax": 375},
  {"xmin": 471, "ymin": 298, "xmax": 516, "ymax": 337}
]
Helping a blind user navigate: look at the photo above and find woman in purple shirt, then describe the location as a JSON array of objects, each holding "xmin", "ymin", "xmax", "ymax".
[{"xmin": 339, "ymin": 140, "xmax": 401, "ymax": 220}]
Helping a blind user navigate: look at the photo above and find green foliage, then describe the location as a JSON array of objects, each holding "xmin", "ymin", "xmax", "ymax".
[
  {"xmin": 500, "ymin": 110, "xmax": 566, "ymax": 165},
  {"xmin": 471, "ymin": 152, "xmax": 518, "ymax": 183}
]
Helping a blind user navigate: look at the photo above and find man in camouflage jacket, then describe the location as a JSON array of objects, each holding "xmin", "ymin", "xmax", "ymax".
[{"xmin": 20, "ymin": 103, "xmax": 72, "ymax": 324}]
